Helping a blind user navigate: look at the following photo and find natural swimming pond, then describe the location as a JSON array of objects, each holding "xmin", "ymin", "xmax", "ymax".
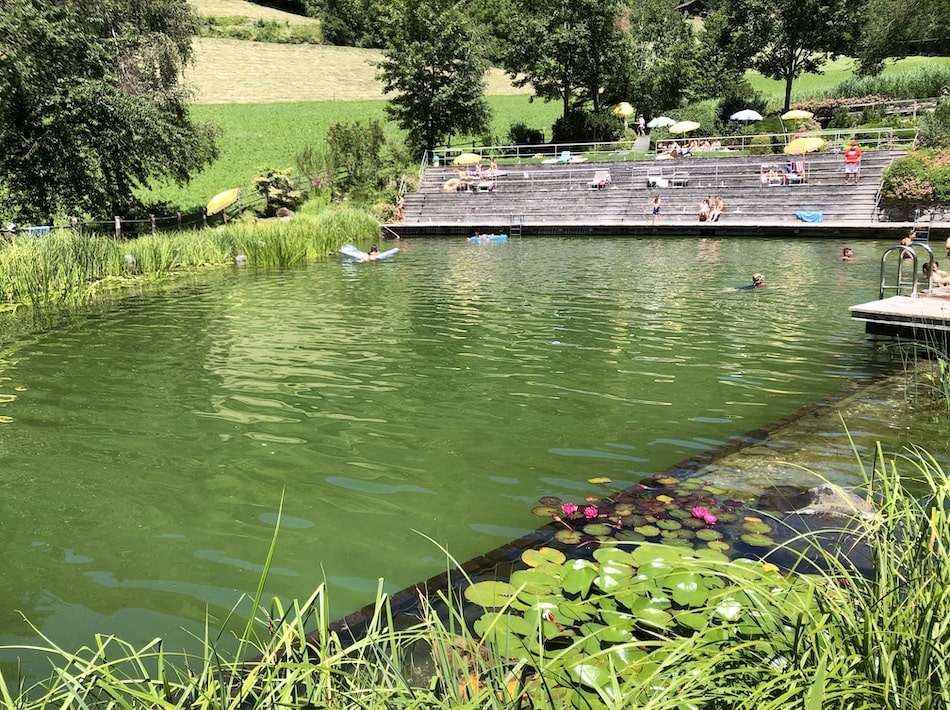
[{"xmin": 0, "ymin": 236, "xmax": 943, "ymax": 679}]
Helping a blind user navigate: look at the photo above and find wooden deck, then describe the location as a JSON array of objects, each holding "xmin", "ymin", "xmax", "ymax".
[{"xmin": 850, "ymin": 289, "xmax": 950, "ymax": 342}]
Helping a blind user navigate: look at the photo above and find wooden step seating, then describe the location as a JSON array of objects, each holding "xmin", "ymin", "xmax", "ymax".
[{"xmin": 402, "ymin": 150, "xmax": 903, "ymax": 227}]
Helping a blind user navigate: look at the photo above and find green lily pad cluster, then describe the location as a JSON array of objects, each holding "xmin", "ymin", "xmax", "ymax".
[
  {"xmin": 535, "ymin": 475, "xmax": 779, "ymax": 554},
  {"xmin": 464, "ymin": 543, "xmax": 801, "ymax": 708}
]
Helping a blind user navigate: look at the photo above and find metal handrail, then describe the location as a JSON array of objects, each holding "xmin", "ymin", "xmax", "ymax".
[
  {"xmin": 433, "ymin": 127, "xmax": 915, "ymax": 165},
  {"xmin": 880, "ymin": 243, "xmax": 935, "ymax": 298}
]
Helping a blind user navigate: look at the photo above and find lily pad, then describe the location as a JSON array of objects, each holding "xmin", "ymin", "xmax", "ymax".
[
  {"xmin": 555, "ymin": 529, "xmax": 583, "ymax": 545},
  {"xmin": 633, "ymin": 524, "xmax": 660, "ymax": 537},
  {"xmin": 522, "ymin": 547, "xmax": 567, "ymax": 568},
  {"xmin": 538, "ymin": 496, "xmax": 563, "ymax": 506},
  {"xmin": 740, "ymin": 532, "xmax": 775, "ymax": 547},
  {"xmin": 742, "ymin": 520, "xmax": 773, "ymax": 534},
  {"xmin": 656, "ymin": 519, "xmax": 682, "ymax": 531},
  {"xmin": 707, "ymin": 540, "xmax": 730, "ymax": 552},
  {"xmin": 465, "ymin": 580, "xmax": 518, "ymax": 608},
  {"xmin": 532, "ymin": 505, "xmax": 560, "ymax": 518},
  {"xmin": 587, "ymin": 476, "xmax": 612, "ymax": 484},
  {"xmin": 695, "ymin": 528, "xmax": 723, "ymax": 541}
]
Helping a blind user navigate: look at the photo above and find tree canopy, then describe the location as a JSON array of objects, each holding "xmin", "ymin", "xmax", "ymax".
[
  {"xmin": 376, "ymin": 0, "xmax": 491, "ymax": 157},
  {"xmin": 0, "ymin": 0, "xmax": 219, "ymax": 223},
  {"xmin": 490, "ymin": 0, "xmax": 627, "ymax": 119},
  {"xmin": 707, "ymin": 0, "xmax": 865, "ymax": 111},
  {"xmin": 855, "ymin": 0, "xmax": 950, "ymax": 74}
]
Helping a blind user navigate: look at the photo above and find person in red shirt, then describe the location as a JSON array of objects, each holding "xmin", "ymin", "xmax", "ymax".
[{"xmin": 844, "ymin": 140, "xmax": 862, "ymax": 184}]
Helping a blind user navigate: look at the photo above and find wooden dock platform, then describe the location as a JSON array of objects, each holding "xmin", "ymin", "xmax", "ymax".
[{"xmin": 850, "ymin": 289, "xmax": 950, "ymax": 342}]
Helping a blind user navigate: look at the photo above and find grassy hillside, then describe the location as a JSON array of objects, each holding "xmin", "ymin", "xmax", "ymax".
[{"xmin": 190, "ymin": 0, "xmax": 317, "ymax": 24}]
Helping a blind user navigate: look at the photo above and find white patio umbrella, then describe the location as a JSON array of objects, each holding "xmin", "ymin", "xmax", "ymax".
[
  {"xmin": 647, "ymin": 116, "xmax": 676, "ymax": 129},
  {"xmin": 730, "ymin": 109, "xmax": 763, "ymax": 123}
]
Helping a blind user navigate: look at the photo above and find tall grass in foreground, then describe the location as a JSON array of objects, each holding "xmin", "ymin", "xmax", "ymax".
[
  {"xmin": 0, "ymin": 206, "xmax": 379, "ymax": 311},
  {"xmin": 2, "ymin": 441, "xmax": 948, "ymax": 708}
]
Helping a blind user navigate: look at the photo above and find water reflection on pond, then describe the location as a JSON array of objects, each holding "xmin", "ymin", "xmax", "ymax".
[{"xmin": 0, "ymin": 236, "xmax": 944, "ymax": 677}]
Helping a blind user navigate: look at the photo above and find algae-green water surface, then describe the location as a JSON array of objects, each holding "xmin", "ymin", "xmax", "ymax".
[{"xmin": 0, "ymin": 236, "xmax": 937, "ymax": 677}]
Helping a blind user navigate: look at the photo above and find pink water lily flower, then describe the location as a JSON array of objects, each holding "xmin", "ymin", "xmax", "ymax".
[
  {"xmin": 703, "ymin": 513, "xmax": 717, "ymax": 525},
  {"xmin": 561, "ymin": 502, "xmax": 578, "ymax": 516},
  {"xmin": 691, "ymin": 506, "xmax": 709, "ymax": 519},
  {"xmin": 584, "ymin": 506, "xmax": 598, "ymax": 519}
]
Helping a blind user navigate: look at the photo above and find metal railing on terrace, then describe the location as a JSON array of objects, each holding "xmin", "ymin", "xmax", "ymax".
[{"xmin": 427, "ymin": 126, "xmax": 916, "ymax": 167}]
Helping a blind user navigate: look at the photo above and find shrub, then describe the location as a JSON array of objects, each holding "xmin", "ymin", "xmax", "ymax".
[
  {"xmin": 252, "ymin": 167, "xmax": 303, "ymax": 217},
  {"xmin": 508, "ymin": 122, "xmax": 544, "ymax": 145},
  {"xmin": 917, "ymin": 99, "xmax": 950, "ymax": 149},
  {"xmin": 551, "ymin": 110, "xmax": 622, "ymax": 144},
  {"xmin": 748, "ymin": 134, "xmax": 776, "ymax": 156},
  {"xmin": 880, "ymin": 149, "xmax": 950, "ymax": 203},
  {"xmin": 827, "ymin": 105, "xmax": 854, "ymax": 129}
]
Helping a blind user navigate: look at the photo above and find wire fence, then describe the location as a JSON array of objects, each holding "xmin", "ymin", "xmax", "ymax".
[{"xmin": 5, "ymin": 173, "xmax": 313, "ymax": 240}]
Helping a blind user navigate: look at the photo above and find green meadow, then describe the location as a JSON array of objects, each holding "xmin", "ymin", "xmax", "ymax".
[{"xmin": 147, "ymin": 95, "xmax": 562, "ymax": 211}]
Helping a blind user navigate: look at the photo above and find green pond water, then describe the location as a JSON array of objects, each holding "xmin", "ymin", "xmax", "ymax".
[{"xmin": 0, "ymin": 236, "xmax": 944, "ymax": 679}]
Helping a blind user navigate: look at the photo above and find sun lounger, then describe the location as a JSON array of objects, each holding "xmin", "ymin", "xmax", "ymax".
[
  {"xmin": 647, "ymin": 168, "xmax": 668, "ymax": 188},
  {"xmin": 588, "ymin": 170, "xmax": 611, "ymax": 189},
  {"xmin": 669, "ymin": 171, "xmax": 690, "ymax": 187}
]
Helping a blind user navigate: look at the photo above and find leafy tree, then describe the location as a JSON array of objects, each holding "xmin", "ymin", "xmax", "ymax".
[
  {"xmin": 311, "ymin": 0, "xmax": 385, "ymax": 48},
  {"xmin": 0, "ymin": 0, "xmax": 218, "ymax": 223},
  {"xmin": 707, "ymin": 0, "xmax": 865, "ymax": 112},
  {"xmin": 324, "ymin": 120, "xmax": 389, "ymax": 198},
  {"xmin": 855, "ymin": 0, "xmax": 950, "ymax": 75},
  {"xmin": 377, "ymin": 0, "xmax": 491, "ymax": 157},
  {"xmin": 604, "ymin": 2, "xmax": 706, "ymax": 120},
  {"xmin": 492, "ymin": 0, "xmax": 627, "ymax": 119}
]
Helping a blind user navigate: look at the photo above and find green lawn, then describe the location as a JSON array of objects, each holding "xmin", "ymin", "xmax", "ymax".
[
  {"xmin": 746, "ymin": 55, "xmax": 950, "ymax": 105},
  {"xmin": 146, "ymin": 95, "xmax": 561, "ymax": 211}
]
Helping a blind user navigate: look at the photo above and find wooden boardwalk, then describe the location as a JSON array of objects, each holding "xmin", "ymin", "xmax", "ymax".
[{"xmin": 386, "ymin": 149, "xmax": 949, "ymax": 241}]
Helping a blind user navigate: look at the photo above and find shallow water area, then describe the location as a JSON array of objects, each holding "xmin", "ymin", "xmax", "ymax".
[{"xmin": 0, "ymin": 236, "xmax": 944, "ymax": 681}]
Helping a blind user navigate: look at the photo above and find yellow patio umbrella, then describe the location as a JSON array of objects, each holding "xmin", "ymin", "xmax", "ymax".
[
  {"xmin": 206, "ymin": 188, "xmax": 240, "ymax": 216},
  {"xmin": 668, "ymin": 120, "xmax": 701, "ymax": 134},
  {"xmin": 784, "ymin": 136, "xmax": 826, "ymax": 154},
  {"xmin": 781, "ymin": 109, "xmax": 814, "ymax": 121},
  {"xmin": 453, "ymin": 153, "xmax": 482, "ymax": 166},
  {"xmin": 609, "ymin": 102, "xmax": 635, "ymax": 118}
]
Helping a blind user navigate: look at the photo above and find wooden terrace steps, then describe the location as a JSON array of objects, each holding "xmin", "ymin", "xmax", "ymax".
[{"xmin": 401, "ymin": 150, "xmax": 902, "ymax": 228}]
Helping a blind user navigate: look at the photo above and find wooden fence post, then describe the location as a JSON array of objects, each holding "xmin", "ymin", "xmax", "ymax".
[
  {"xmin": 202, "ymin": 208, "xmax": 207, "ymax": 228},
  {"xmin": 114, "ymin": 216, "xmax": 121, "ymax": 240},
  {"xmin": 176, "ymin": 212, "xmax": 182, "ymax": 231},
  {"xmin": 150, "ymin": 214, "xmax": 156, "ymax": 234},
  {"xmin": 70, "ymin": 217, "xmax": 78, "ymax": 233}
]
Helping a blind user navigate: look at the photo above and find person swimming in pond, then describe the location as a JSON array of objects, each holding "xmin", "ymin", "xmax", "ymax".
[
  {"xmin": 901, "ymin": 229, "xmax": 915, "ymax": 258},
  {"xmin": 738, "ymin": 273, "xmax": 765, "ymax": 290},
  {"xmin": 923, "ymin": 261, "xmax": 950, "ymax": 287},
  {"xmin": 842, "ymin": 247, "xmax": 854, "ymax": 261},
  {"xmin": 367, "ymin": 245, "xmax": 380, "ymax": 260}
]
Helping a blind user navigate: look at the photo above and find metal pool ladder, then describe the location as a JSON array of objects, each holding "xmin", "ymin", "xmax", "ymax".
[{"xmin": 879, "ymin": 242, "xmax": 935, "ymax": 298}]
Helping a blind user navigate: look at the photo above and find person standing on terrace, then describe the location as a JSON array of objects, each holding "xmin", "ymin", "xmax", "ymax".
[{"xmin": 844, "ymin": 140, "xmax": 862, "ymax": 184}]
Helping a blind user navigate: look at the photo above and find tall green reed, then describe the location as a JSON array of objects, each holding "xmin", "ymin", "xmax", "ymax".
[{"xmin": 0, "ymin": 207, "xmax": 380, "ymax": 313}]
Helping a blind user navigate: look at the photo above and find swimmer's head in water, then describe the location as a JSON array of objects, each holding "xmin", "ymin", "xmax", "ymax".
[
  {"xmin": 369, "ymin": 245, "xmax": 379, "ymax": 253},
  {"xmin": 752, "ymin": 273, "xmax": 765, "ymax": 285}
]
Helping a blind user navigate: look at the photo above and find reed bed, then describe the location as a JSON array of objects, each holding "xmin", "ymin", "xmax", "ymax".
[{"xmin": 0, "ymin": 206, "xmax": 379, "ymax": 312}]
